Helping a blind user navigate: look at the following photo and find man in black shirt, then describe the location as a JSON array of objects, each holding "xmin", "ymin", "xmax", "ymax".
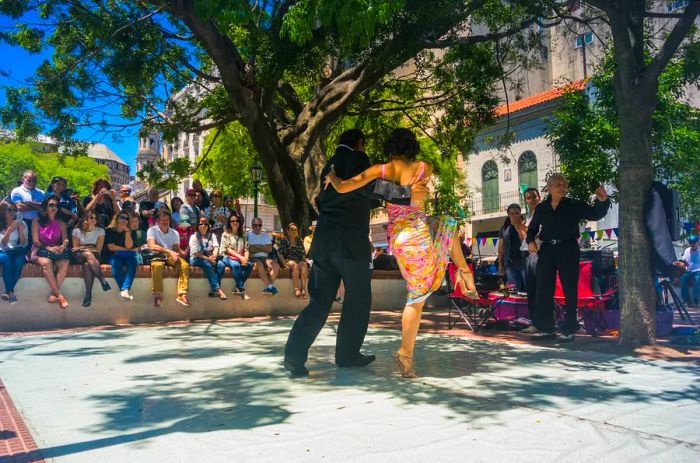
[
  {"xmin": 526, "ymin": 173, "xmax": 610, "ymax": 342},
  {"xmin": 139, "ymin": 188, "xmax": 160, "ymax": 231}
]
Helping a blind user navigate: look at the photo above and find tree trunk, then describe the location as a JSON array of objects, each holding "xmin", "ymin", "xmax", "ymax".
[{"xmin": 616, "ymin": 93, "xmax": 657, "ymax": 346}]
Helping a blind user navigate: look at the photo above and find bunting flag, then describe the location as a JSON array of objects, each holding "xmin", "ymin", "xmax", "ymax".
[
  {"xmin": 588, "ymin": 231, "xmax": 596, "ymax": 240},
  {"xmin": 481, "ymin": 237, "xmax": 488, "ymax": 246},
  {"xmin": 492, "ymin": 238, "xmax": 499, "ymax": 247},
  {"xmin": 596, "ymin": 230, "xmax": 605, "ymax": 240},
  {"xmin": 613, "ymin": 228, "xmax": 619, "ymax": 238},
  {"xmin": 605, "ymin": 229, "xmax": 613, "ymax": 238},
  {"xmin": 465, "ymin": 237, "xmax": 472, "ymax": 246}
]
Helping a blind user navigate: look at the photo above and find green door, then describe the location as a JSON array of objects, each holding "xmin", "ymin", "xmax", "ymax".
[
  {"xmin": 481, "ymin": 160, "xmax": 499, "ymax": 213},
  {"xmin": 518, "ymin": 151, "xmax": 538, "ymax": 190}
]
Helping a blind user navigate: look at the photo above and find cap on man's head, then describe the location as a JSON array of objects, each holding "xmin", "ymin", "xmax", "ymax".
[{"xmin": 223, "ymin": 195, "xmax": 233, "ymax": 201}]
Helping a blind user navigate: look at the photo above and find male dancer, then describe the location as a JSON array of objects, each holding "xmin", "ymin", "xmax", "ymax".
[{"xmin": 284, "ymin": 129, "xmax": 378, "ymax": 376}]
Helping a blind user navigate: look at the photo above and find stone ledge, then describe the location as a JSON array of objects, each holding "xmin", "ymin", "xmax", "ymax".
[{"xmin": 10, "ymin": 263, "xmax": 404, "ymax": 280}]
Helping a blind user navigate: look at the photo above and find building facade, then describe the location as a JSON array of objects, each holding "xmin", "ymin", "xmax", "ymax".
[{"xmin": 87, "ymin": 143, "xmax": 130, "ymax": 188}]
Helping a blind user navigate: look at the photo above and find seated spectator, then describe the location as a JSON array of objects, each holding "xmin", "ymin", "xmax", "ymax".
[
  {"xmin": 83, "ymin": 178, "xmax": 116, "ymax": 228},
  {"xmin": 11, "ymin": 170, "xmax": 44, "ymax": 249},
  {"xmin": 105, "ymin": 211, "xmax": 138, "ymax": 301},
  {"xmin": 192, "ymin": 179, "xmax": 210, "ymax": 209},
  {"xmin": 304, "ymin": 221, "xmax": 316, "ymax": 256},
  {"xmin": 189, "ymin": 217, "xmax": 227, "ymax": 300},
  {"xmin": 278, "ymin": 223, "xmax": 309, "ymax": 298},
  {"xmin": 0, "ymin": 202, "xmax": 29, "ymax": 305},
  {"xmin": 218, "ymin": 212, "xmax": 253, "ymax": 300},
  {"xmin": 115, "ymin": 185, "xmax": 133, "ymax": 211},
  {"xmin": 203, "ymin": 189, "xmax": 229, "ymax": 241},
  {"xmin": 247, "ymin": 217, "xmax": 279, "ymax": 296},
  {"xmin": 147, "ymin": 210, "xmax": 190, "ymax": 307},
  {"xmin": 170, "ymin": 197, "xmax": 183, "ymax": 227},
  {"xmin": 178, "ymin": 189, "xmax": 200, "ymax": 255},
  {"xmin": 71, "ymin": 212, "xmax": 111, "ymax": 307},
  {"xmin": 45, "ymin": 176, "xmax": 79, "ymax": 228},
  {"xmin": 139, "ymin": 187, "xmax": 160, "ymax": 231},
  {"xmin": 680, "ymin": 235, "xmax": 700, "ymax": 307},
  {"xmin": 120, "ymin": 199, "xmax": 137, "ymax": 215},
  {"xmin": 31, "ymin": 195, "xmax": 71, "ymax": 309},
  {"xmin": 128, "ymin": 211, "xmax": 147, "ymax": 265}
]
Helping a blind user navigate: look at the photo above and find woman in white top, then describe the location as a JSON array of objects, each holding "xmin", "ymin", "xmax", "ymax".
[
  {"xmin": 0, "ymin": 203, "xmax": 29, "ymax": 305},
  {"xmin": 218, "ymin": 212, "xmax": 253, "ymax": 300},
  {"xmin": 189, "ymin": 217, "xmax": 227, "ymax": 300},
  {"xmin": 72, "ymin": 211, "xmax": 111, "ymax": 307}
]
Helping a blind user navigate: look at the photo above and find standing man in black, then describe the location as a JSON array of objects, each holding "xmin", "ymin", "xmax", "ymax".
[
  {"xmin": 284, "ymin": 129, "xmax": 378, "ymax": 376},
  {"xmin": 526, "ymin": 173, "xmax": 610, "ymax": 342}
]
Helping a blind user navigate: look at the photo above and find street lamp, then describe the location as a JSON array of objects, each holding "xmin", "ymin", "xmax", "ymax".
[{"xmin": 250, "ymin": 164, "xmax": 263, "ymax": 219}]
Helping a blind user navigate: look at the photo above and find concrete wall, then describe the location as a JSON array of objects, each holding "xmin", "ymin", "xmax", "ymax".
[{"xmin": 0, "ymin": 265, "xmax": 407, "ymax": 332}]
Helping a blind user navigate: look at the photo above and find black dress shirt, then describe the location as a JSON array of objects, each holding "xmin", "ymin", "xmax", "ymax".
[
  {"xmin": 526, "ymin": 196, "xmax": 611, "ymax": 244},
  {"xmin": 309, "ymin": 145, "xmax": 375, "ymax": 261}
]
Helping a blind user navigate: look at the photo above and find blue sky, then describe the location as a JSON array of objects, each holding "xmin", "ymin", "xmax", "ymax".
[{"xmin": 0, "ymin": 15, "xmax": 140, "ymax": 173}]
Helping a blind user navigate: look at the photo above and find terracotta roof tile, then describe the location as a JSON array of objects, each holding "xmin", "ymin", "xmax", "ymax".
[{"xmin": 494, "ymin": 79, "xmax": 588, "ymax": 117}]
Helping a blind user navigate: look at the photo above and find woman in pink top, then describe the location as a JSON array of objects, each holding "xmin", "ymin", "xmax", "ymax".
[{"xmin": 31, "ymin": 195, "xmax": 71, "ymax": 309}]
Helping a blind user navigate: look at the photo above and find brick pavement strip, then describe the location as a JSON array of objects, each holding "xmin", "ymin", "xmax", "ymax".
[{"xmin": 0, "ymin": 380, "xmax": 44, "ymax": 463}]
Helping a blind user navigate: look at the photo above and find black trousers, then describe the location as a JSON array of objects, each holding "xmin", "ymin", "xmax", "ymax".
[
  {"xmin": 284, "ymin": 246, "xmax": 372, "ymax": 366},
  {"xmin": 535, "ymin": 241, "xmax": 580, "ymax": 335},
  {"xmin": 524, "ymin": 251, "xmax": 538, "ymax": 323}
]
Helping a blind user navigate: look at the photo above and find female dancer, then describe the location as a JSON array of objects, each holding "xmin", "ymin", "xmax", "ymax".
[{"xmin": 325, "ymin": 128, "xmax": 477, "ymax": 378}]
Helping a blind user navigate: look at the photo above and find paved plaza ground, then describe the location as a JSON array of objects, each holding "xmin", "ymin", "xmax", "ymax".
[{"xmin": 1, "ymin": 314, "xmax": 699, "ymax": 462}]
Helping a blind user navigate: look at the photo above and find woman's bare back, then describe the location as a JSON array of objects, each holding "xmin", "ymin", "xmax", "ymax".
[{"xmin": 382, "ymin": 158, "xmax": 432, "ymax": 205}]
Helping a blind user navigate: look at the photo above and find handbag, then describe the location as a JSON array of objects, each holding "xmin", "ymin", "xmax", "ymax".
[
  {"xmin": 140, "ymin": 249, "xmax": 167, "ymax": 264},
  {"xmin": 36, "ymin": 248, "xmax": 71, "ymax": 261}
]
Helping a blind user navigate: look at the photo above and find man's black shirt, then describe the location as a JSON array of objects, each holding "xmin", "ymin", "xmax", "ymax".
[
  {"xmin": 526, "ymin": 196, "xmax": 611, "ymax": 244},
  {"xmin": 309, "ymin": 145, "xmax": 375, "ymax": 262}
]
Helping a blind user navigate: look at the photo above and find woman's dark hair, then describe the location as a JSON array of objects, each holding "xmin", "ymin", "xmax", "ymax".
[
  {"xmin": 384, "ymin": 128, "xmax": 420, "ymax": 159},
  {"xmin": 38, "ymin": 194, "xmax": 60, "ymax": 226},
  {"xmin": 0, "ymin": 201, "xmax": 13, "ymax": 231},
  {"xmin": 523, "ymin": 187, "xmax": 540, "ymax": 199},
  {"xmin": 338, "ymin": 129, "xmax": 366, "ymax": 149},
  {"xmin": 91, "ymin": 178, "xmax": 112, "ymax": 196},
  {"xmin": 170, "ymin": 196, "xmax": 183, "ymax": 211},
  {"xmin": 47, "ymin": 176, "xmax": 67, "ymax": 194},
  {"xmin": 78, "ymin": 210, "xmax": 97, "ymax": 232},
  {"xmin": 225, "ymin": 211, "xmax": 244, "ymax": 238},
  {"xmin": 502, "ymin": 203, "xmax": 522, "ymax": 228}
]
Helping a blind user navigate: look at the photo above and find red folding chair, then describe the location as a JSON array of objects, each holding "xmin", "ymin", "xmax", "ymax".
[
  {"xmin": 554, "ymin": 261, "xmax": 618, "ymax": 335},
  {"xmin": 447, "ymin": 262, "xmax": 497, "ymax": 331}
]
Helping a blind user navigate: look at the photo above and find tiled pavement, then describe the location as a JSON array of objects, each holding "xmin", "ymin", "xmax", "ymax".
[{"xmin": 0, "ymin": 315, "xmax": 699, "ymax": 463}]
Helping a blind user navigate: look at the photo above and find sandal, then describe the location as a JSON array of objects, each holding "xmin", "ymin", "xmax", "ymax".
[
  {"xmin": 58, "ymin": 295, "xmax": 70, "ymax": 309},
  {"xmin": 294, "ymin": 288, "xmax": 302, "ymax": 298},
  {"xmin": 457, "ymin": 268, "xmax": 479, "ymax": 300},
  {"xmin": 301, "ymin": 289, "xmax": 308, "ymax": 299},
  {"xmin": 393, "ymin": 351, "xmax": 418, "ymax": 378}
]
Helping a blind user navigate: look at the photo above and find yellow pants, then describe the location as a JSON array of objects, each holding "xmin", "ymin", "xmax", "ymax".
[{"xmin": 151, "ymin": 256, "xmax": 189, "ymax": 295}]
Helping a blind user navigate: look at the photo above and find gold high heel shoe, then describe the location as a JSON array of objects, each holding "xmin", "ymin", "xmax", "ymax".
[
  {"xmin": 393, "ymin": 351, "xmax": 418, "ymax": 378},
  {"xmin": 457, "ymin": 268, "xmax": 479, "ymax": 300}
]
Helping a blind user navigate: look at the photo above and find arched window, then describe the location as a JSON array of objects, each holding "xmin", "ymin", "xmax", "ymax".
[
  {"xmin": 481, "ymin": 160, "xmax": 499, "ymax": 213},
  {"xmin": 518, "ymin": 151, "xmax": 538, "ymax": 190}
]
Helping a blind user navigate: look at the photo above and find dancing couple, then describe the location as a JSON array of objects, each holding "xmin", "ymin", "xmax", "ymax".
[{"xmin": 284, "ymin": 128, "xmax": 477, "ymax": 378}]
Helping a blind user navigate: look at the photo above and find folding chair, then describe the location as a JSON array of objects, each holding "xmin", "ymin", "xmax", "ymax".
[
  {"xmin": 446, "ymin": 262, "xmax": 497, "ymax": 331},
  {"xmin": 554, "ymin": 261, "xmax": 618, "ymax": 336}
]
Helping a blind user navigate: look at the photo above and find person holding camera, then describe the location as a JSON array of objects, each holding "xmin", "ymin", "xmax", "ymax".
[
  {"xmin": 72, "ymin": 211, "xmax": 111, "ymax": 307},
  {"xmin": 83, "ymin": 178, "xmax": 116, "ymax": 228},
  {"xmin": 0, "ymin": 202, "xmax": 28, "ymax": 305},
  {"xmin": 11, "ymin": 170, "xmax": 44, "ymax": 249}
]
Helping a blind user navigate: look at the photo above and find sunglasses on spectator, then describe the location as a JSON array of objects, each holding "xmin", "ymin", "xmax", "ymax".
[
  {"xmin": 211, "ymin": 194, "xmax": 221, "ymax": 198},
  {"xmin": 252, "ymin": 223, "xmax": 262, "ymax": 228},
  {"xmin": 118, "ymin": 215, "xmax": 129, "ymax": 220},
  {"xmin": 47, "ymin": 203, "xmax": 58, "ymax": 208},
  {"xmin": 187, "ymin": 193, "xmax": 196, "ymax": 197},
  {"xmin": 198, "ymin": 221, "xmax": 209, "ymax": 226},
  {"xmin": 229, "ymin": 219, "xmax": 239, "ymax": 223}
]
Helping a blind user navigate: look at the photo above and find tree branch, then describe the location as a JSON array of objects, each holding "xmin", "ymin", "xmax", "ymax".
[{"xmin": 645, "ymin": 1, "xmax": 700, "ymax": 84}]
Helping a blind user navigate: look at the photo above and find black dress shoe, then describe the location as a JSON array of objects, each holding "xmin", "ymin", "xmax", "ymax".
[
  {"xmin": 284, "ymin": 359, "xmax": 309, "ymax": 377},
  {"xmin": 337, "ymin": 353, "xmax": 377, "ymax": 368},
  {"xmin": 530, "ymin": 332, "xmax": 557, "ymax": 341}
]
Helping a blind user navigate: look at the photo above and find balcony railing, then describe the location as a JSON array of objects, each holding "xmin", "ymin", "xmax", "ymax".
[{"xmin": 467, "ymin": 191, "xmax": 524, "ymax": 216}]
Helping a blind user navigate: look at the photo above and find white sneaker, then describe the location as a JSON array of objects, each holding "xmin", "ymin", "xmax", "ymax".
[{"xmin": 120, "ymin": 290, "xmax": 133, "ymax": 300}]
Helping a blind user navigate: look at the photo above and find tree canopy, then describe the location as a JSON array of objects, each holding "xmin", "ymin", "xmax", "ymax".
[
  {"xmin": 547, "ymin": 55, "xmax": 700, "ymax": 219},
  {"xmin": 0, "ymin": 0, "xmax": 566, "ymax": 228},
  {"xmin": 0, "ymin": 141, "xmax": 109, "ymax": 196}
]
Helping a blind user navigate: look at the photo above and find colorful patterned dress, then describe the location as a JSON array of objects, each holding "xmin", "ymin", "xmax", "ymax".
[{"xmin": 385, "ymin": 162, "xmax": 457, "ymax": 303}]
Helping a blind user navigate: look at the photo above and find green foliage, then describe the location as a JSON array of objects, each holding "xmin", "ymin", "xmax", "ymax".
[
  {"xmin": 0, "ymin": 141, "xmax": 109, "ymax": 197},
  {"xmin": 547, "ymin": 55, "xmax": 700, "ymax": 218},
  {"xmin": 194, "ymin": 123, "xmax": 274, "ymax": 203}
]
